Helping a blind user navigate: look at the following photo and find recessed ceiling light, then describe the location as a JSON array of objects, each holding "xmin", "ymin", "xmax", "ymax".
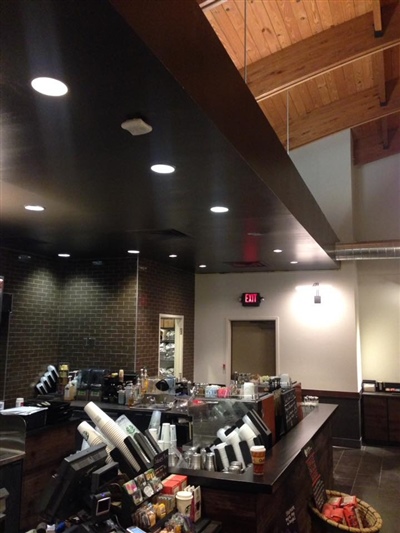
[
  {"xmin": 210, "ymin": 206, "xmax": 229, "ymax": 213},
  {"xmin": 24, "ymin": 204, "xmax": 45, "ymax": 212},
  {"xmin": 199, "ymin": 264, "xmax": 207, "ymax": 268},
  {"xmin": 151, "ymin": 164, "xmax": 175, "ymax": 174},
  {"xmin": 290, "ymin": 260, "xmax": 298, "ymax": 264},
  {"xmin": 31, "ymin": 77, "xmax": 68, "ymax": 97},
  {"xmin": 273, "ymin": 249, "xmax": 283, "ymax": 253},
  {"xmin": 169, "ymin": 254, "xmax": 177, "ymax": 258},
  {"xmin": 58, "ymin": 253, "xmax": 70, "ymax": 258},
  {"xmin": 128, "ymin": 250, "xmax": 140, "ymax": 254}
]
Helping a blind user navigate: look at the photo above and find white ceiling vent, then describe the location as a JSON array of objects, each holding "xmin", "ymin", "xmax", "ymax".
[{"xmin": 121, "ymin": 118, "xmax": 152, "ymax": 136}]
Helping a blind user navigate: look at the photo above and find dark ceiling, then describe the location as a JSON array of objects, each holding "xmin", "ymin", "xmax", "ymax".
[{"xmin": 0, "ymin": 0, "xmax": 339, "ymax": 273}]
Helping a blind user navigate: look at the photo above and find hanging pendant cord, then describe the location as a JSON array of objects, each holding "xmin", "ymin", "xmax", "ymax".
[
  {"xmin": 286, "ymin": 90, "xmax": 290, "ymax": 153},
  {"xmin": 244, "ymin": 0, "xmax": 248, "ymax": 84}
]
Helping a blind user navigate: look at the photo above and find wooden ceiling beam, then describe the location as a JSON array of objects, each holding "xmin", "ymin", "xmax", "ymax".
[
  {"xmin": 371, "ymin": 50, "xmax": 387, "ymax": 105},
  {"xmin": 372, "ymin": 0, "xmax": 383, "ymax": 37},
  {"xmin": 242, "ymin": 2, "xmax": 400, "ymax": 102},
  {"xmin": 353, "ymin": 120, "xmax": 400, "ymax": 164},
  {"xmin": 381, "ymin": 116, "xmax": 389, "ymax": 149},
  {"xmin": 268, "ymin": 79, "xmax": 400, "ymax": 150}
]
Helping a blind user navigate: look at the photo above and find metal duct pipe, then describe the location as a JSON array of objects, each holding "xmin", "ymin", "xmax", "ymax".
[{"xmin": 331, "ymin": 241, "xmax": 400, "ymax": 261}]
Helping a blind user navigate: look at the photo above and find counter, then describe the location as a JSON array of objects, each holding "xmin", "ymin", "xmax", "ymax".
[
  {"xmin": 171, "ymin": 404, "xmax": 337, "ymax": 532},
  {"xmin": 20, "ymin": 417, "xmax": 80, "ymax": 532},
  {"xmin": 361, "ymin": 391, "xmax": 400, "ymax": 444},
  {"xmin": 0, "ymin": 414, "xmax": 26, "ymax": 533}
]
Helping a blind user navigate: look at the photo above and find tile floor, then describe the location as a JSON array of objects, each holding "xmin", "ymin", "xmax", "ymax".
[{"xmin": 332, "ymin": 445, "xmax": 400, "ymax": 533}]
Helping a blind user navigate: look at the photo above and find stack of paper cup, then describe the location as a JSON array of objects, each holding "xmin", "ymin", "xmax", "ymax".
[
  {"xmin": 77, "ymin": 421, "xmax": 113, "ymax": 463},
  {"xmin": 225, "ymin": 430, "xmax": 244, "ymax": 467},
  {"xmin": 238, "ymin": 423, "xmax": 258, "ymax": 449},
  {"xmin": 84, "ymin": 402, "xmax": 140, "ymax": 472},
  {"xmin": 215, "ymin": 442, "xmax": 229, "ymax": 469},
  {"xmin": 161, "ymin": 423, "xmax": 170, "ymax": 450},
  {"xmin": 149, "ymin": 410, "xmax": 161, "ymax": 434},
  {"xmin": 148, "ymin": 427, "xmax": 159, "ymax": 444},
  {"xmin": 170, "ymin": 424, "xmax": 177, "ymax": 450}
]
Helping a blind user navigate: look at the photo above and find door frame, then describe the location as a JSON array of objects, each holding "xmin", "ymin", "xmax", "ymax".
[
  {"xmin": 159, "ymin": 313, "xmax": 184, "ymax": 378},
  {"xmin": 225, "ymin": 316, "xmax": 280, "ymax": 383}
]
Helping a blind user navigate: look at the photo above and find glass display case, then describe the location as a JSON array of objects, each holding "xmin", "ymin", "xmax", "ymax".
[{"xmin": 187, "ymin": 397, "xmax": 261, "ymax": 448}]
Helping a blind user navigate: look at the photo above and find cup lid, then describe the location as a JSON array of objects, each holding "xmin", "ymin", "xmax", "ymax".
[{"xmin": 250, "ymin": 445, "xmax": 266, "ymax": 452}]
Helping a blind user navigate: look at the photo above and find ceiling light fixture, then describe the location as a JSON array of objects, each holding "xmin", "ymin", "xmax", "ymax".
[
  {"xmin": 273, "ymin": 249, "xmax": 283, "ymax": 253},
  {"xmin": 210, "ymin": 206, "xmax": 229, "ymax": 213},
  {"xmin": 151, "ymin": 164, "xmax": 175, "ymax": 174},
  {"xmin": 24, "ymin": 204, "xmax": 45, "ymax": 212},
  {"xmin": 121, "ymin": 118, "xmax": 152, "ymax": 136},
  {"xmin": 199, "ymin": 264, "xmax": 207, "ymax": 268},
  {"xmin": 169, "ymin": 254, "xmax": 177, "ymax": 258},
  {"xmin": 290, "ymin": 261, "xmax": 298, "ymax": 264},
  {"xmin": 58, "ymin": 253, "xmax": 70, "ymax": 258},
  {"xmin": 127, "ymin": 250, "xmax": 140, "ymax": 254},
  {"xmin": 31, "ymin": 77, "xmax": 68, "ymax": 97}
]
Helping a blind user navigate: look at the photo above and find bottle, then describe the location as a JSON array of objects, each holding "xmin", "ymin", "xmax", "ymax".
[
  {"xmin": 70, "ymin": 378, "xmax": 77, "ymax": 401},
  {"xmin": 143, "ymin": 367, "xmax": 149, "ymax": 394},
  {"xmin": 118, "ymin": 388, "xmax": 125, "ymax": 405},
  {"xmin": 64, "ymin": 378, "xmax": 72, "ymax": 401},
  {"xmin": 125, "ymin": 382, "xmax": 134, "ymax": 407}
]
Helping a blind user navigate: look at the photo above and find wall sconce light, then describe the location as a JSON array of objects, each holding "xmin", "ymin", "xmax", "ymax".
[{"xmin": 313, "ymin": 283, "xmax": 321, "ymax": 304}]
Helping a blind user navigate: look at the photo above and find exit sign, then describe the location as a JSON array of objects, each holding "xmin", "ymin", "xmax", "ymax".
[{"xmin": 241, "ymin": 292, "xmax": 262, "ymax": 307}]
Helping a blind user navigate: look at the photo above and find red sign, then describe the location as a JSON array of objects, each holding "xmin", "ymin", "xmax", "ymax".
[{"xmin": 241, "ymin": 292, "xmax": 262, "ymax": 307}]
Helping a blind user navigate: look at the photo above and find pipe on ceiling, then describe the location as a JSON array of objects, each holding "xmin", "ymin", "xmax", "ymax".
[{"xmin": 331, "ymin": 241, "xmax": 400, "ymax": 261}]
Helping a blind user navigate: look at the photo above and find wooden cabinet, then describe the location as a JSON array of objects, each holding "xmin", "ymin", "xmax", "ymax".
[
  {"xmin": 20, "ymin": 420, "xmax": 79, "ymax": 532},
  {"xmin": 362, "ymin": 394, "xmax": 400, "ymax": 445},
  {"xmin": 388, "ymin": 396, "xmax": 400, "ymax": 442}
]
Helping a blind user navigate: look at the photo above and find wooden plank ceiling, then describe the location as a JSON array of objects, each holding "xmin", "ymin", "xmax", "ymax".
[{"xmin": 199, "ymin": 0, "xmax": 400, "ymax": 165}]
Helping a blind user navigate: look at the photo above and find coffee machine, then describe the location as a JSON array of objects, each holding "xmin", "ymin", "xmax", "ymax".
[
  {"xmin": 102, "ymin": 371, "xmax": 138, "ymax": 403},
  {"xmin": 75, "ymin": 369, "xmax": 109, "ymax": 402}
]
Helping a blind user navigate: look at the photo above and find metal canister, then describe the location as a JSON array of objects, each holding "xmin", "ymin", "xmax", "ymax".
[
  {"xmin": 183, "ymin": 450, "xmax": 193, "ymax": 468},
  {"xmin": 192, "ymin": 452, "xmax": 202, "ymax": 470},
  {"xmin": 228, "ymin": 464, "xmax": 241, "ymax": 474},
  {"xmin": 205, "ymin": 452, "xmax": 215, "ymax": 471},
  {"xmin": 230, "ymin": 460, "xmax": 243, "ymax": 472},
  {"xmin": 200, "ymin": 448, "xmax": 207, "ymax": 469}
]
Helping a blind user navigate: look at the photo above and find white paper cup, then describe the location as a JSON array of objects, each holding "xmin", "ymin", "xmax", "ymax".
[{"xmin": 176, "ymin": 490, "xmax": 193, "ymax": 516}]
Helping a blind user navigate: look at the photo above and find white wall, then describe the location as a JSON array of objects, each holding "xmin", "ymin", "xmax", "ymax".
[
  {"xmin": 357, "ymin": 260, "xmax": 400, "ymax": 381},
  {"xmin": 289, "ymin": 130, "xmax": 354, "ymax": 242},
  {"xmin": 352, "ymin": 153, "xmax": 400, "ymax": 242},
  {"xmin": 193, "ymin": 131, "xmax": 399, "ymax": 392},
  {"xmin": 194, "ymin": 262, "xmax": 359, "ymax": 392}
]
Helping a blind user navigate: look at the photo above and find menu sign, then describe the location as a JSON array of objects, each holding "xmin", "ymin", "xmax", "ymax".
[
  {"xmin": 281, "ymin": 388, "xmax": 299, "ymax": 432},
  {"xmin": 303, "ymin": 441, "xmax": 327, "ymax": 511}
]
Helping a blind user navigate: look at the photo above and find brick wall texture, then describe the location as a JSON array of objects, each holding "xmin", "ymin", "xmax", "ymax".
[{"xmin": 0, "ymin": 249, "xmax": 194, "ymax": 406}]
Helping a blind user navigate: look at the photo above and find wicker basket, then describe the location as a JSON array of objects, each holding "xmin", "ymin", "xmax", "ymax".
[{"xmin": 309, "ymin": 490, "xmax": 383, "ymax": 533}]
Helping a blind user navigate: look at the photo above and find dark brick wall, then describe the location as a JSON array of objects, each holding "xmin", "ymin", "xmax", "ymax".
[
  {"xmin": 0, "ymin": 249, "xmax": 61, "ymax": 405},
  {"xmin": 0, "ymin": 249, "xmax": 194, "ymax": 406},
  {"xmin": 136, "ymin": 259, "xmax": 195, "ymax": 378},
  {"xmin": 58, "ymin": 258, "xmax": 139, "ymax": 372}
]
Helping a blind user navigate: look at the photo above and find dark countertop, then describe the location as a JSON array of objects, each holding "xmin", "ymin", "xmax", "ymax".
[
  {"xmin": 0, "ymin": 449, "xmax": 25, "ymax": 467},
  {"xmin": 170, "ymin": 404, "xmax": 337, "ymax": 494},
  {"xmin": 362, "ymin": 392, "xmax": 400, "ymax": 398}
]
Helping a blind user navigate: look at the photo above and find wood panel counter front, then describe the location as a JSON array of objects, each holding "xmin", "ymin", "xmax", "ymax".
[{"xmin": 171, "ymin": 404, "xmax": 337, "ymax": 533}]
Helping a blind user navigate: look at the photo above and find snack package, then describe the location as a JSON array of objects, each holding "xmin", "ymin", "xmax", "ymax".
[
  {"xmin": 342, "ymin": 495, "xmax": 357, "ymax": 507},
  {"xmin": 330, "ymin": 507, "xmax": 344, "ymax": 524},
  {"xmin": 322, "ymin": 503, "xmax": 336, "ymax": 519},
  {"xmin": 327, "ymin": 495, "xmax": 342, "ymax": 507}
]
